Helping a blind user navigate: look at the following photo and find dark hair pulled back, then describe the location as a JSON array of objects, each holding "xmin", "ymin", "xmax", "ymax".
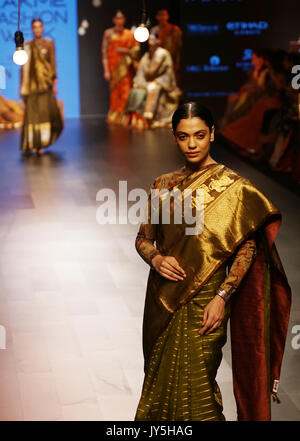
[{"xmin": 172, "ymin": 102, "xmax": 214, "ymax": 132}]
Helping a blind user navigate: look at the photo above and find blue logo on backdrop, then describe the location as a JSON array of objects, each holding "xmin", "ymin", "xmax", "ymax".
[
  {"xmin": 187, "ymin": 23, "xmax": 220, "ymax": 35},
  {"xmin": 0, "ymin": 0, "xmax": 80, "ymax": 117},
  {"xmin": 209, "ymin": 55, "xmax": 221, "ymax": 66},
  {"xmin": 186, "ymin": 55, "xmax": 229, "ymax": 73},
  {"xmin": 226, "ymin": 21, "xmax": 269, "ymax": 35},
  {"xmin": 235, "ymin": 49, "xmax": 253, "ymax": 71},
  {"xmin": 242, "ymin": 49, "xmax": 252, "ymax": 61}
]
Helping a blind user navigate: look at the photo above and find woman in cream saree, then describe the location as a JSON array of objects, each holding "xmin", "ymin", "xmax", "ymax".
[
  {"xmin": 134, "ymin": 102, "xmax": 291, "ymax": 421},
  {"xmin": 125, "ymin": 33, "xmax": 180, "ymax": 129}
]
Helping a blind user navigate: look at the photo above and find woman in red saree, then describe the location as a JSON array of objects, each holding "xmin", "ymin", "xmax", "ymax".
[
  {"xmin": 101, "ymin": 11, "xmax": 140, "ymax": 125},
  {"xmin": 134, "ymin": 102, "xmax": 291, "ymax": 421},
  {"xmin": 219, "ymin": 50, "xmax": 285, "ymax": 153},
  {"xmin": 151, "ymin": 9, "xmax": 182, "ymax": 84}
]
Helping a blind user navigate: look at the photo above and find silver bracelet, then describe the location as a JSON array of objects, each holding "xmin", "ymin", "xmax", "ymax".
[{"xmin": 216, "ymin": 289, "xmax": 230, "ymax": 303}]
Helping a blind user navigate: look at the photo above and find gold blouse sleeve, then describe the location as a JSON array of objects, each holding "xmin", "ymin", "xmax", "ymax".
[
  {"xmin": 135, "ymin": 181, "xmax": 161, "ymax": 267},
  {"xmin": 215, "ymin": 236, "xmax": 257, "ymax": 303},
  {"xmin": 49, "ymin": 40, "xmax": 57, "ymax": 80}
]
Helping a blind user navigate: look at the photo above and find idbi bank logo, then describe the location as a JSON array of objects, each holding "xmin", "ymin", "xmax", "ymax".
[
  {"xmin": 96, "ymin": 181, "xmax": 205, "ymax": 235},
  {"xmin": 186, "ymin": 55, "xmax": 229, "ymax": 73},
  {"xmin": 226, "ymin": 21, "xmax": 269, "ymax": 35},
  {"xmin": 291, "ymin": 65, "xmax": 300, "ymax": 90}
]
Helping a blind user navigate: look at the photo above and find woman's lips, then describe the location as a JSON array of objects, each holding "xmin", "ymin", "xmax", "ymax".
[{"xmin": 186, "ymin": 152, "xmax": 200, "ymax": 157}]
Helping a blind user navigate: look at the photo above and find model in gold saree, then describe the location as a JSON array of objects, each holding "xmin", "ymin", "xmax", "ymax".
[
  {"xmin": 134, "ymin": 102, "xmax": 291, "ymax": 421},
  {"xmin": 20, "ymin": 19, "xmax": 63, "ymax": 154}
]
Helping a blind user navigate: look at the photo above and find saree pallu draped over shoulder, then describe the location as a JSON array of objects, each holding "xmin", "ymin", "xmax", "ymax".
[{"xmin": 136, "ymin": 163, "xmax": 291, "ymax": 421}]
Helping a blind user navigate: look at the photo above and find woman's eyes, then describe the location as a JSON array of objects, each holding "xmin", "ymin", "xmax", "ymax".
[{"xmin": 178, "ymin": 134, "xmax": 205, "ymax": 141}]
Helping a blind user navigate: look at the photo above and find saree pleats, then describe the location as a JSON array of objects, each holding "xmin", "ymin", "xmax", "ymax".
[
  {"xmin": 135, "ymin": 263, "xmax": 230, "ymax": 421},
  {"xmin": 21, "ymin": 89, "xmax": 63, "ymax": 152}
]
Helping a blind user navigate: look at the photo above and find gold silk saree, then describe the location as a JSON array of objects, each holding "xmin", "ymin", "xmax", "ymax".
[
  {"xmin": 20, "ymin": 38, "xmax": 63, "ymax": 152},
  {"xmin": 135, "ymin": 163, "xmax": 291, "ymax": 421}
]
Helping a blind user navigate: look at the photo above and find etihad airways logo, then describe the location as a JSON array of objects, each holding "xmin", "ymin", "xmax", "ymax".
[{"xmin": 226, "ymin": 21, "xmax": 269, "ymax": 35}]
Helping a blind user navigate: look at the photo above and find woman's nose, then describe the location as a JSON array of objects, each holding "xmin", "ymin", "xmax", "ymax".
[{"xmin": 188, "ymin": 137, "xmax": 196, "ymax": 148}]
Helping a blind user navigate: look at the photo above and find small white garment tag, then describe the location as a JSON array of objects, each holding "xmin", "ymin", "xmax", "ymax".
[{"xmin": 272, "ymin": 379, "xmax": 279, "ymax": 394}]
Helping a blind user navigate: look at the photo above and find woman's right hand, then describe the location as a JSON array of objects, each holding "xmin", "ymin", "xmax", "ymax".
[{"xmin": 151, "ymin": 255, "xmax": 186, "ymax": 282}]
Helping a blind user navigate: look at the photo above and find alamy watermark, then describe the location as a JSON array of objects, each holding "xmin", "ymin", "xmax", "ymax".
[
  {"xmin": 291, "ymin": 325, "xmax": 300, "ymax": 350},
  {"xmin": 291, "ymin": 65, "xmax": 300, "ymax": 90},
  {"xmin": 0, "ymin": 325, "xmax": 6, "ymax": 349},
  {"xmin": 0, "ymin": 65, "xmax": 6, "ymax": 90},
  {"xmin": 96, "ymin": 181, "xmax": 205, "ymax": 235}
]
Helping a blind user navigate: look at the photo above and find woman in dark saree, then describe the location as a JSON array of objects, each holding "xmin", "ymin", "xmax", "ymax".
[
  {"xmin": 20, "ymin": 18, "xmax": 63, "ymax": 155},
  {"xmin": 134, "ymin": 102, "xmax": 291, "ymax": 421}
]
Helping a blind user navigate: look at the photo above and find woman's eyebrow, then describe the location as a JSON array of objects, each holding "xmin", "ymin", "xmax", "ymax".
[
  {"xmin": 176, "ymin": 129, "xmax": 207, "ymax": 135},
  {"xmin": 194, "ymin": 130, "xmax": 207, "ymax": 134},
  {"xmin": 176, "ymin": 131, "xmax": 189, "ymax": 135}
]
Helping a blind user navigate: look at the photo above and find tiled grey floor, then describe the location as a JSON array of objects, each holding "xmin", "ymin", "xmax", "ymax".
[{"xmin": 0, "ymin": 119, "xmax": 299, "ymax": 421}]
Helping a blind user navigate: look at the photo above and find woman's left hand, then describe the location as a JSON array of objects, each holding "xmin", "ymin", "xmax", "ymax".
[
  {"xmin": 52, "ymin": 80, "xmax": 58, "ymax": 96},
  {"xmin": 115, "ymin": 47, "xmax": 129, "ymax": 54},
  {"xmin": 198, "ymin": 295, "xmax": 225, "ymax": 335}
]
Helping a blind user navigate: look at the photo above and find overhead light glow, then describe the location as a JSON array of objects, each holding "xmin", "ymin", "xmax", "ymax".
[
  {"xmin": 134, "ymin": 25, "xmax": 149, "ymax": 43},
  {"xmin": 13, "ymin": 47, "xmax": 28, "ymax": 65}
]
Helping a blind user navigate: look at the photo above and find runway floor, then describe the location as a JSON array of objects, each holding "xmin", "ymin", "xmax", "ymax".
[{"xmin": 0, "ymin": 118, "xmax": 299, "ymax": 421}]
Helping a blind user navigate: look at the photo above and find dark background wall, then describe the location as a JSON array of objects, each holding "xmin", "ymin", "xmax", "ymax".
[
  {"xmin": 180, "ymin": 0, "xmax": 300, "ymax": 120},
  {"xmin": 77, "ymin": 0, "xmax": 299, "ymax": 119}
]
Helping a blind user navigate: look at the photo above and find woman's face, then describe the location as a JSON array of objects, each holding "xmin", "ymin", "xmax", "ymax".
[
  {"xmin": 32, "ymin": 20, "xmax": 43, "ymax": 38},
  {"xmin": 174, "ymin": 117, "xmax": 214, "ymax": 164},
  {"xmin": 252, "ymin": 53, "xmax": 264, "ymax": 70},
  {"xmin": 113, "ymin": 13, "xmax": 126, "ymax": 29},
  {"xmin": 156, "ymin": 10, "xmax": 169, "ymax": 25},
  {"xmin": 148, "ymin": 34, "xmax": 160, "ymax": 49}
]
